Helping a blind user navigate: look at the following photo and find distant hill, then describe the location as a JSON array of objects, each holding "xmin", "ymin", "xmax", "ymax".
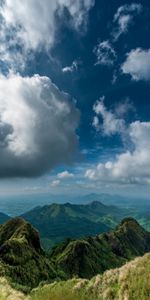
[
  {"xmin": 21, "ymin": 201, "xmax": 127, "ymax": 249},
  {"xmin": 0, "ymin": 212, "xmax": 10, "ymax": 224},
  {"xmin": 30, "ymin": 252, "xmax": 150, "ymax": 300},
  {"xmin": 0, "ymin": 218, "xmax": 56, "ymax": 288},
  {"xmin": 134, "ymin": 211, "xmax": 150, "ymax": 231},
  {"xmin": 50, "ymin": 218, "xmax": 150, "ymax": 279}
]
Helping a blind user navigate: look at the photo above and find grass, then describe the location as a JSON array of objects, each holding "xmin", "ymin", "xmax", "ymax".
[
  {"xmin": 0, "ymin": 253, "xmax": 149, "ymax": 299},
  {"xmin": 29, "ymin": 252, "xmax": 150, "ymax": 300}
]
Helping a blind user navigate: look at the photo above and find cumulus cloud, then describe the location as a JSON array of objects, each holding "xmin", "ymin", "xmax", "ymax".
[
  {"xmin": 57, "ymin": 170, "xmax": 74, "ymax": 179},
  {"xmin": 113, "ymin": 3, "xmax": 142, "ymax": 40},
  {"xmin": 89, "ymin": 100, "xmax": 150, "ymax": 185},
  {"xmin": 93, "ymin": 97, "xmax": 125, "ymax": 135},
  {"xmin": 93, "ymin": 40, "xmax": 116, "ymax": 66},
  {"xmin": 0, "ymin": 0, "xmax": 94, "ymax": 70},
  {"xmin": 85, "ymin": 121, "xmax": 150, "ymax": 184},
  {"xmin": 122, "ymin": 48, "xmax": 150, "ymax": 81},
  {"xmin": 0, "ymin": 73, "xmax": 79, "ymax": 177}
]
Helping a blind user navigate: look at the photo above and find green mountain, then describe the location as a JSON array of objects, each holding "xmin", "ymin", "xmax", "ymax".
[
  {"xmin": 0, "ymin": 218, "xmax": 56, "ymax": 289},
  {"xmin": 21, "ymin": 201, "xmax": 127, "ymax": 249},
  {"xmin": 30, "ymin": 252, "xmax": 150, "ymax": 300},
  {"xmin": 50, "ymin": 218, "xmax": 150, "ymax": 279},
  {"xmin": 0, "ymin": 217, "xmax": 149, "ymax": 293}
]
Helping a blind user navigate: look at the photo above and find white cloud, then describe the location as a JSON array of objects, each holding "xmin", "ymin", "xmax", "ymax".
[
  {"xmin": 57, "ymin": 170, "xmax": 74, "ymax": 179},
  {"xmin": 51, "ymin": 179, "xmax": 60, "ymax": 187},
  {"xmin": 86, "ymin": 120, "xmax": 150, "ymax": 185},
  {"xmin": 113, "ymin": 3, "xmax": 142, "ymax": 40},
  {"xmin": 0, "ymin": 0, "xmax": 94, "ymax": 70},
  {"xmin": 90, "ymin": 100, "xmax": 150, "ymax": 185},
  {"xmin": 122, "ymin": 48, "xmax": 150, "ymax": 81},
  {"xmin": 0, "ymin": 73, "xmax": 79, "ymax": 177},
  {"xmin": 62, "ymin": 60, "xmax": 79, "ymax": 73},
  {"xmin": 92, "ymin": 116, "xmax": 100, "ymax": 131},
  {"xmin": 93, "ymin": 40, "xmax": 116, "ymax": 66},
  {"xmin": 93, "ymin": 97, "xmax": 125, "ymax": 135}
]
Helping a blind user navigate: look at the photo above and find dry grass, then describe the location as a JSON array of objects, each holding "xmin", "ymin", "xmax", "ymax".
[{"xmin": 0, "ymin": 278, "xmax": 27, "ymax": 300}]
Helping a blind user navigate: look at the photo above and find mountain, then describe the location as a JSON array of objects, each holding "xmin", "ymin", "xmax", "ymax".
[
  {"xmin": 0, "ymin": 217, "xmax": 56, "ymax": 288},
  {"xmin": 30, "ymin": 252, "xmax": 150, "ymax": 300},
  {"xmin": 50, "ymin": 218, "xmax": 150, "ymax": 279},
  {"xmin": 0, "ymin": 212, "xmax": 10, "ymax": 224},
  {"xmin": 0, "ymin": 217, "xmax": 149, "ymax": 298},
  {"xmin": 81, "ymin": 193, "xmax": 150, "ymax": 212},
  {"xmin": 21, "ymin": 201, "xmax": 127, "ymax": 249}
]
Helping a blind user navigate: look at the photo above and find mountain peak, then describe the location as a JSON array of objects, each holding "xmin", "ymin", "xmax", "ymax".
[
  {"xmin": 0, "ymin": 217, "xmax": 56, "ymax": 288},
  {"xmin": 89, "ymin": 201, "xmax": 105, "ymax": 208},
  {"xmin": 0, "ymin": 217, "xmax": 41, "ymax": 251},
  {"xmin": 120, "ymin": 217, "xmax": 139, "ymax": 225}
]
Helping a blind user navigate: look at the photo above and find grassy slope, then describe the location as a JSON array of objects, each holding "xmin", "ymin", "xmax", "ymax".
[
  {"xmin": 0, "ymin": 253, "xmax": 149, "ymax": 300},
  {"xmin": 30, "ymin": 252, "xmax": 150, "ymax": 300}
]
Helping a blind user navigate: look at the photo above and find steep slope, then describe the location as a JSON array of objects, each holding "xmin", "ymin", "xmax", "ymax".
[
  {"xmin": 50, "ymin": 218, "xmax": 150, "ymax": 279},
  {"xmin": 21, "ymin": 201, "xmax": 126, "ymax": 249},
  {"xmin": 0, "ymin": 218, "xmax": 56, "ymax": 288},
  {"xmin": 30, "ymin": 252, "xmax": 150, "ymax": 300}
]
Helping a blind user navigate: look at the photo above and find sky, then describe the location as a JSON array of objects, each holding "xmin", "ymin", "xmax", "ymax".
[{"xmin": 0, "ymin": 0, "xmax": 150, "ymax": 198}]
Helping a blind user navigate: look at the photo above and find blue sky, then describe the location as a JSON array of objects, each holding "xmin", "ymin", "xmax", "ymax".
[{"xmin": 0, "ymin": 0, "xmax": 150, "ymax": 198}]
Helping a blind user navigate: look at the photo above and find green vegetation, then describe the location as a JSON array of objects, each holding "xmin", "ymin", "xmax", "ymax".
[
  {"xmin": 0, "ymin": 217, "xmax": 149, "ymax": 299},
  {"xmin": 1, "ymin": 200, "xmax": 150, "ymax": 251},
  {"xmin": 0, "ymin": 252, "xmax": 150, "ymax": 300},
  {"xmin": 29, "ymin": 252, "xmax": 150, "ymax": 300},
  {"xmin": 21, "ymin": 201, "xmax": 127, "ymax": 249},
  {"xmin": 49, "ymin": 218, "xmax": 150, "ymax": 279},
  {"xmin": 0, "ymin": 218, "xmax": 56, "ymax": 289},
  {"xmin": 0, "ymin": 217, "xmax": 149, "ymax": 295}
]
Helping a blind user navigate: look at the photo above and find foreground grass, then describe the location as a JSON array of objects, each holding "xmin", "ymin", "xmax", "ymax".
[
  {"xmin": 0, "ymin": 277, "xmax": 27, "ymax": 300},
  {"xmin": 0, "ymin": 253, "xmax": 149, "ymax": 300},
  {"xmin": 30, "ymin": 253, "xmax": 150, "ymax": 300}
]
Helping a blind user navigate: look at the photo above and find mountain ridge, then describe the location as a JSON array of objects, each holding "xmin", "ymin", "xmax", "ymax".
[
  {"xmin": 21, "ymin": 200, "xmax": 126, "ymax": 249},
  {"xmin": 50, "ymin": 217, "xmax": 150, "ymax": 279}
]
